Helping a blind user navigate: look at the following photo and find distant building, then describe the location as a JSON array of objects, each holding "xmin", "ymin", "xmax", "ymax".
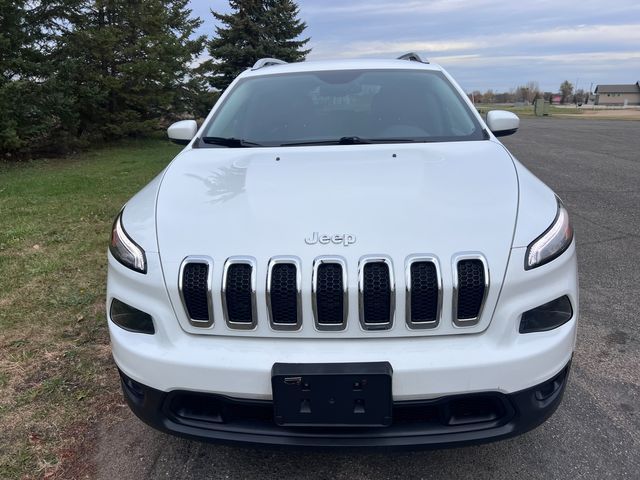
[{"xmin": 594, "ymin": 82, "xmax": 640, "ymax": 106}]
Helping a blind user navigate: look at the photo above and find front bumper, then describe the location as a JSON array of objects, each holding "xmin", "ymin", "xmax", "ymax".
[
  {"xmin": 107, "ymin": 244, "xmax": 578, "ymax": 400},
  {"xmin": 120, "ymin": 362, "xmax": 571, "ymax": 448},
  {"xmin": 109, "ymin": 316, "xmax": 576, "ymax": 401},
  {"xmin": 107, "ymin": 236, "xmax": 578, "ymax": 447}
]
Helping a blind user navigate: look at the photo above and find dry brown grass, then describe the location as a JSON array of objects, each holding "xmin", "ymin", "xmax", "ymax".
[{"xmin": 569, "ymin": 108, "xmax": 640, "ymax": 120}]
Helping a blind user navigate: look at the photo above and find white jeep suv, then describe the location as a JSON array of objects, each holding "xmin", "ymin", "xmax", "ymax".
[{"xmin": 107, "ymin": 54, "xmax": 577, "ymax": 448}]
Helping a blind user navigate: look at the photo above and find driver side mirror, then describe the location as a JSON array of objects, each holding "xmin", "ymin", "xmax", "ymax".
[
  {"xmin": 167, "ymin": 120, "xmax": 198, "ymax": 145},
  {"xmin": 486, "ymin": 110, "xmax": 519, "ymax": 137}
]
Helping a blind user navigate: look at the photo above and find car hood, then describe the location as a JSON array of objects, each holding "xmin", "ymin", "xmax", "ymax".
[{"xmin": 156, "ymin": 141, "xmax": 518, "ymax": 303}]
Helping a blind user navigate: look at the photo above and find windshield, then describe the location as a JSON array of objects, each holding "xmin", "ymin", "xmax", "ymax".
[{"xmin": 199, "ymin": 69, "xmax": 485, "ymax": 147}]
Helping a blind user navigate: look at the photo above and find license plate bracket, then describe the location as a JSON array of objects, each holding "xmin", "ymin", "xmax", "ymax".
[{"xmin": 271, "ymin": 362, "xmax": 393, "ymax": 427}]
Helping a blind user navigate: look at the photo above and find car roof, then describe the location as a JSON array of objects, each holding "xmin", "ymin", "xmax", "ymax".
[{"xmin": 240, "ymin": 58, "xmax": 444, "ymax": 78}]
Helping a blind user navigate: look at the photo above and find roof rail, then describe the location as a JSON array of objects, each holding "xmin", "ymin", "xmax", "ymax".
[
  {"xmin": 252, "ymin": 58, "xmax": 288, "ymax": 70},
  {"xmin": 397, "ymin": 52, "xmax": 428, "ymax": 64}
]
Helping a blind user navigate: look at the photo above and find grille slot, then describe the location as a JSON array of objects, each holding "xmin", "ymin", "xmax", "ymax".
[
  {"xmin": 312, "ymin": 258, "xmax": 347, "ymax": 330},
  {"xmin": 179, "ymin": 258, "xmax": 213, "ymax": 327},
  {"xmin": 267, "ymin": 258, "xmax": 301, "ymax": 330},
  {"xmin": 359, "ymin": 257, "xmax": 394, "ymax": 329},
  {"xmin": 455, "ymin": 257, "xmax": 488, "ymax": 325},
  {"xmin": 222, "ymin": 257, "xmax": 256, "ymax": 329},
  {"xmin": 406, "ymin": 257, "xmax": 441, "ymax": 328}
]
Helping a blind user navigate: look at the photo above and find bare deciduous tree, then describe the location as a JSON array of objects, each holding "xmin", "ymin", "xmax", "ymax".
[
  {"xmin": 524, "ymin": 81, "xmax": 540, "ymax": 103},
  {"xmin": 483, "ymin": 89, "xmax": 495, "ymax": 104}
]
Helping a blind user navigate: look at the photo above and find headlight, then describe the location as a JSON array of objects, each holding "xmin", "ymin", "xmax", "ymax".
[
  {"xmin": 110, "ymin": 209, "xmax": 147, "ymax": 273},
  {"xmin": 525, "ymin": 199, "xmax": 573, "ymax": 270}
]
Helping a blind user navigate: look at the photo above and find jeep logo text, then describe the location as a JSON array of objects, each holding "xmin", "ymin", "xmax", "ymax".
[{"xmin": 304, "ymin": 232, "xmax": 356, "ymax": 247}]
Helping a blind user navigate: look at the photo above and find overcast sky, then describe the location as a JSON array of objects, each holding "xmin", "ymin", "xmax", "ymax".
[{"xmin": 188, "ymin": 0, "xmax": 640, "ymax": 93}]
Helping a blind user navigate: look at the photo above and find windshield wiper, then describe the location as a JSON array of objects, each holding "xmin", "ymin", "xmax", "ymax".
[
  {"xmin": 367, "ymin": 138, "xmax": 421, "ymax": 143},
  {"xmin": 280, "ymin": 136, "xmax": 425, "ymax": 147},
  {"xmin": 280, "ymin": 136, "xmax": 373, "ymax": 147},
  {"xmin": 201, "ymin": 136, "xmax": 263, "ymax": 148},
  {"xmin": 338, "ymin": 136, "xmax": 372, "ymax": 144}
]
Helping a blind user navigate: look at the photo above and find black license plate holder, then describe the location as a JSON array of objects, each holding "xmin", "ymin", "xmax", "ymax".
[{"xmin": 271, "ymin": 362, "xmax": 393, "ymax": 427}]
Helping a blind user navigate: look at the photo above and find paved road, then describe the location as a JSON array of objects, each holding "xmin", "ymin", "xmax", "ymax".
[{"xmin": 93, "ymin": 118, "xmax": 640, "ymax": 479}]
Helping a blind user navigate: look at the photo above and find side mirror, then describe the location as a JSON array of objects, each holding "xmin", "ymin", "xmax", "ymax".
[
  {"xmin": 486, "ymin": 110, "xmax": 519, "ymax": 137},
  {"xmin": 167, "ymin": 120, "xmax": 198, "ymax": 145}
]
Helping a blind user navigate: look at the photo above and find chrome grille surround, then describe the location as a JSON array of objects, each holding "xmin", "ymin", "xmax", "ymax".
[
  {"xmin": 452, "ymin": 253, "xmax": 490, "ymax": 327},
  {"xmin": 311, "ymin": 256, "xmax": 348, "ymax": 331},
  {"xmin": 405, "ymin": 254, "xmax": 442, "ymax": 329},
  {"xmin": 221, "ymin": 256, "xmax": 258, "ymax": 330},
  {"xmin": 266, "ymin": 256, "xmax": 303, "ymax": 331},
  {"xmin": 358, "ymin": 255, "xmax": 395, "ymax": 331},
  {"xmin": 178, "ymin": 256, "xmax": 214, "ymax": 328},
  {"xmin": 177, "ymin": 253, "xmax": 491, "ymax": 333}
]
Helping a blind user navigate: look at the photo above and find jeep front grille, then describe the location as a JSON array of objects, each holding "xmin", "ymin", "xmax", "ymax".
[
  {"xmin": 359, "ymin": 257, "xmax": 394, "ymax": 330},
  {"xmin": 179, "ymin": 257, "xmax": 213, "ymax": 327},
  {"xmin": 454, "ymin": 256, "xmax": 489, "ymax": 326},
  {"xmin": 222, "ymin": 257, "xmax": 257, "ymax": 329},
  {"xmin": 267, "ymin": 257, "xmax": 302, "ymax": 330},
  {"xmin": 178, "ymin": 253, "xmax": 490, "ymax": 333}
]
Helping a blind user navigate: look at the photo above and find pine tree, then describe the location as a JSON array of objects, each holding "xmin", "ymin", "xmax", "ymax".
[
  {"xmin": 0, "ymin": 1, "xmax": 28, "ymax": 152},
  {"xmin": 262, "ymin": 0, "xmax": 309, "ymax": 61},
  {"xmin": 0, "ymin": 1, "xmax": 64, "ymax": 155},
  {"xmin": 57, "ymin": 0, "xmax": 206, "ymax": 140},
  {"xmin": 207, "ymin": 0, "xmax": 310, "ymax": 90}
]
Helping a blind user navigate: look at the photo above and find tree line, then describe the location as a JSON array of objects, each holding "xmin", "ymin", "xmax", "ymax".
[
  {"xmin": 0, "ymin": 0, "xmax": 309, "ymax": 159},
  {"xmin": 469, "ymin": 80, "xmax": 588, "ymax": 105}
]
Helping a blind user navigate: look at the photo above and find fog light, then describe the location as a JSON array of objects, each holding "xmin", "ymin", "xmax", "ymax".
[
  {"xmin": 110, "ymin": 299, "xmax": 155, "ymax": 334},
  {"xmin": 534, "ymin": 365, "xmax": 569, "ymax": 402},
  {"xmin": 519, "ymin": 296, "xmax": 573, "ymax": 334},
  {"xmin": 119, "ymin": 370, "xmax": 146, "ymax": 405}
]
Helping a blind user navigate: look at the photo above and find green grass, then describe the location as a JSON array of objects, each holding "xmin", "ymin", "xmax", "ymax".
[{"xmin": 0, "ymin": 139, "xmax": 180, "ymax": 479}]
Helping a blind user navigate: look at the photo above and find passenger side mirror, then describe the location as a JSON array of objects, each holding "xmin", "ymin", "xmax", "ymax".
[
  {"xmin": 167, "ymin": 120, "xmax": 198, "ymax": 145},
  {"xmin": 486, "ymin": 110, "xmax": 519, "ymax": 137}
]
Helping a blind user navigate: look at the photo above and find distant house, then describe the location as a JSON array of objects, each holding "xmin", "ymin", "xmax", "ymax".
[{"xmin": 594, "ymin": 82, "xmax": 640, "ymax": 106}]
